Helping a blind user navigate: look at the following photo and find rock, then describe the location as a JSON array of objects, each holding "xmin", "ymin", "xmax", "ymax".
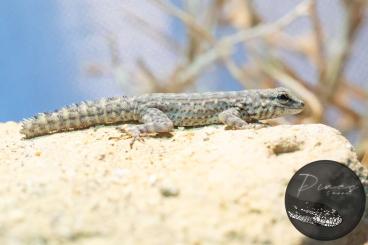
[{"xmin": 0, "ymin": 122, "xmax": 367, "ymax": 244}]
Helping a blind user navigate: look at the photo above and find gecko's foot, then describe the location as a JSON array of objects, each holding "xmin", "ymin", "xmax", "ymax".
[
  {"xmin": 116, "ymin": 125, "xmax": 145, "ymax": 148},
  {"xmin": 225, "ymin": 122, "xmax": 270, "ymax": 130},
  {"xmin": 242, "ymin": 122, "xmax": 270, "ymax": 130},
  {"xmin": 128, "ymin": 135, "xmax": 145, "ymax": 149},
  {"xmin": 108, "ymin": 134, "xmax": 144, "ymax": 148}
]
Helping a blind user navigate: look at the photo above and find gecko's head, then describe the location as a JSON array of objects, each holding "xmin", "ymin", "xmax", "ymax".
[
  {"xmin": 256, "ymin": 87, "xmax": 304, "ymax": 119},
  {"xmin": 269, "ymin": 87, "xmax": 304, "ymax": 116}
]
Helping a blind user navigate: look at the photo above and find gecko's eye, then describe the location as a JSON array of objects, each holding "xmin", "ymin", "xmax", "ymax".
[{"xmin": 277, "ymin": 93, "xmax": 290, "ymax": 102}]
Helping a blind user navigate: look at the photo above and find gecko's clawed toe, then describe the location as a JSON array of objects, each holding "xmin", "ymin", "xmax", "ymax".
[
  {"xmin": 113, "ymin": 125, "xmax": 145, "ymax": 148},
  {"xmin": 129, "ymin": 135, "xmax": 145, "ymax": 148},
  {"xmin": 241, "ymin": 123, "xmax": 269, "ymax": 130}
]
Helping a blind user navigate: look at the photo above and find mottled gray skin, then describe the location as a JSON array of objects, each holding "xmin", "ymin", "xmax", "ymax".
[{"xmin": 20, "ymin": 87, "xmax": 304, "ymax": 145}]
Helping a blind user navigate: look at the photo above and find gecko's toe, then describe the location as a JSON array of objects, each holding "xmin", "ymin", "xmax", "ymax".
[
  {"xmin": 112, "ymin": 125, "xmax": 145, "ymax": 148},
  {"xmin": 242, "ymin": 123, "xmax": 269, "ymax": 130},
  {"xmin": 129, "ymin": 135, "xmax": 145, "ymax": 148}
]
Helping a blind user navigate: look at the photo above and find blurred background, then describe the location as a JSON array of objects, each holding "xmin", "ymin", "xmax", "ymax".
[{"xmin": 0, "ymin": 0, "xmax": 367, "ymax": 162}]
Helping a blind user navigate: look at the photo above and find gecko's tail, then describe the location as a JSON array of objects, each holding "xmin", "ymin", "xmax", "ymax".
[{"xmin": 20, "ymin": 97, "xmax": 132, "ymax": 139}]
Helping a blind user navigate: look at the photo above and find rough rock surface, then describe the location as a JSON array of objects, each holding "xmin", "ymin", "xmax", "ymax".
[{"xmin": 0, "ymin": 122, "xmax": 367, "ymax": 245}]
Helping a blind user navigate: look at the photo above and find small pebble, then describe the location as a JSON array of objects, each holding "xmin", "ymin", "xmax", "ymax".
[{"xmin": 160, "ymin": 186, "xmax": 180, "ymax": 197}]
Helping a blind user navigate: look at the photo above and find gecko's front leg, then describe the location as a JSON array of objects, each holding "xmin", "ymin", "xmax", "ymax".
[
  {"xmin": 218, "ymin": 108, "xmax": 268, "ymax": 130},
  {"xmin": 218, "ymin": 108, "xmax": 247, "ymax": 128},
  {"xmin": 121, "ymin": 107, "xmax": 174, "ymax": 148}
]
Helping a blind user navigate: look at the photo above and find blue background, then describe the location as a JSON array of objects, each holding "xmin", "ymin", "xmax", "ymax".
[{"xmin": 0, "ymin": 1, "xmax": 87, "ymax": 121}]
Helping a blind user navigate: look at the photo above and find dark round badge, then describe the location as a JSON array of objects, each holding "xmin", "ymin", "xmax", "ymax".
[{"xmin": 285, "ymin": 160, "xmax": 366, "ymax": 241}]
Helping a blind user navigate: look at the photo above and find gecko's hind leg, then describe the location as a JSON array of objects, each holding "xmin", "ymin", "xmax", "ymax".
[{"xmin": 119, "ymin": 108, "xmax": 174, "ymax": 148}]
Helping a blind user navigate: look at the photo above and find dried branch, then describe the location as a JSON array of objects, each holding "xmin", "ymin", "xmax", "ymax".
[
  {"xmin": 176, "ymin": 0, "xmax": 311, "ymax": 84},
  {"xmin": 136, "ymin": 59, "xmax": 161, "ymax": 91},
  {"xmin": 121, "ymin": 7, "xmax": 181, "ymax": 53},
  {"xmin": 309, "ymin": 0, "xmax": 327, "ymax": 80},
  {"xmin": 106, "ymin": 33, "xmax": 121, "ymax": 67},
  {"xmin": 152, "ymin": 0, "xmax": 213, "ymax": 42},
  {"xmin": 319, "ymin": 0, "xmax": 366, "ymax": 100}
]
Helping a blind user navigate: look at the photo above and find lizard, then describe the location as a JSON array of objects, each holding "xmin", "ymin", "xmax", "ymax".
[{"xmin": 20, "ymin": 87, "xmax": 304, "ymax": 147}]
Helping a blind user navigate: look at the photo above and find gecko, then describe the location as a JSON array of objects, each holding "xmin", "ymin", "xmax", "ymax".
[{"xmin": 20, "ymin": 87, "xmax": 305, "ymax": 147}]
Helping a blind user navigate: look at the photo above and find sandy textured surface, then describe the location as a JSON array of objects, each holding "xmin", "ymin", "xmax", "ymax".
[{"xmin": 0, "ymin": 122, "xmax": 367, "ymax": 245}]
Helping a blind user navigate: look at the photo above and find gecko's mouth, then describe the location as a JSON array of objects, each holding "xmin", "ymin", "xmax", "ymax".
[
  {"xmin": 278, "ymin": 99, "xmax": 304, "ymax": 115},
  {"xmin": 287, "ymin": 102, "xmax": 304, "ymax": 114}
]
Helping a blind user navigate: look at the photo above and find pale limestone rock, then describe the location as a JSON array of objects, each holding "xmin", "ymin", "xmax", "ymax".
[{"xmin": 0, "ymin": 122, "xmax": 367, "ymax": 245}]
